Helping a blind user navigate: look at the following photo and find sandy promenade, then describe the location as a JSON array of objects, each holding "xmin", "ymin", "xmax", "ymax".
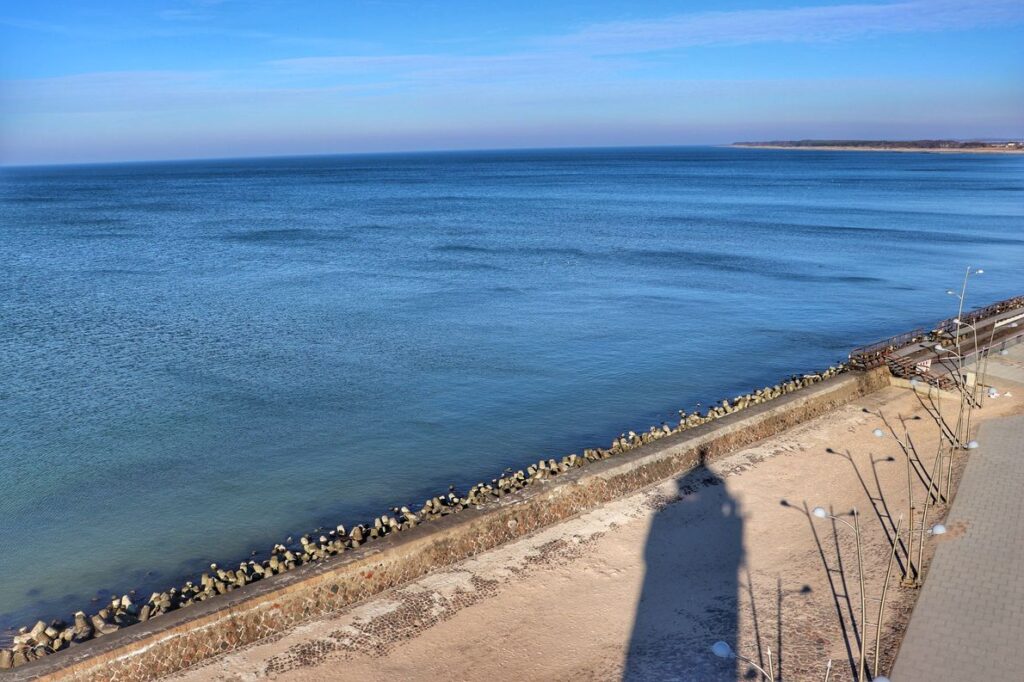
[{"xmin": 170, "ymin": 370, "xmax": 1024, "ymax": 681}]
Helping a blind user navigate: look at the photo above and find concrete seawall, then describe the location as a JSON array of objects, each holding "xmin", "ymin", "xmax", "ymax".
[{"xmin": 4, "ymin": 367, "xmax": 889, "ymax": 682}]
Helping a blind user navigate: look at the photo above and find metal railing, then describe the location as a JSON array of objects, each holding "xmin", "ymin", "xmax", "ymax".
[
  {"xmin": 932, "ymin": 295, "xmax": 1024, "ymax": 335},
  {"xmin": 849, "ymin": 294, "xmax": 1024, "ymax": 371},
  {"xmin": 849, "ymin": 328, "xmax": 927, "ymax": 369}
]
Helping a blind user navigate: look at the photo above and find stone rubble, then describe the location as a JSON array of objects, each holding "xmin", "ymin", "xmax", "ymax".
[{"xmin": 0, "ymin": 364, "xmax": 846, "ymax": 669}]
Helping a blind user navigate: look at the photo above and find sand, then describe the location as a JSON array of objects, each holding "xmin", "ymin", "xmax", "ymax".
[
  {"xmin": 730, "ymin": 144, "xmax": 1024, "ymax": 154},
  {"xmin": 169, "ymin": 372, "xmax": 1024, "ymax": 681}
]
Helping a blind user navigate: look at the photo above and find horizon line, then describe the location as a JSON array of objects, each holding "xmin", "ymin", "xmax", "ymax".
[
  {"xmin": 4, "ymin": 136, "xmax": 1020, "ymax": 170},
  {"xmin": 0, "ymin": 142, "xmax": 734, "ymax": 171}
]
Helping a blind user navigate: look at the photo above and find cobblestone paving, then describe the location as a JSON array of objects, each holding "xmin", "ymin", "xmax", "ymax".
[{"xmin": 891, "ymin": 410, "xmax": 1024, "ymax": 682}]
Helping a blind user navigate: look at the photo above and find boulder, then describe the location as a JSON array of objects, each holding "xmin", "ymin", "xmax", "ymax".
[{"xmin": 29, "ymin": 621, "xmax": 47, "ymax": 639}]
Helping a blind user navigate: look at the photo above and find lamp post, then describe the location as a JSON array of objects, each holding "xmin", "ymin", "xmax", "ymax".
[
  {"xmin": 946, "ymin": 266, "xmax": 983, "ymax": 358},
  {"xmin": 973, "ymin": 317, "xmax": 995, "ymax": 408},
  {"xmin": 953, "ymin": 317, "xmax": 981, "ymax": 396},
  {"xmin": 942, "ymin": 267, "xmax": 983, "ymax": 443},
  {"xmin": 932, "ymin": 343, "xmax": 981, "ymax": 499},
  {"xmin": 811, "ymin": 506, "xmax": 906, "ymax": 681},
  {"xmin": 953, "ymin": 316, "xmax": 981, "ymax": 359},
  {"xmin": 710, "ymin": 640, "xmax": 774, "ymax": 681},
  {"xmin": 951, "ymin": 317, "xmax": 991, "ymax": 424},
  {"xmin": 977, "ymin": 319, "xmax": 1019, "ymax": 407},
  {"xmin": 932, "ymin": 343, "xmax": 970, "ymax": 404},
  {"xmin": 931, "ymin": 344, "xmax": 968, "ymax": 447},
  {"xmin": 873, "ymin": 427, "xmax": 918, "ymax": 586},
  {"xmin": 811, "ymin": 506, "xmax": 868, "ymax": 682},
  {"xmin": 932, "ymin": 344, "xmax": 964, "ymax": 500}
]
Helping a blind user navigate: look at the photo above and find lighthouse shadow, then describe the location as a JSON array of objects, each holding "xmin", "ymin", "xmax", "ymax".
[{"xmin": 623, "ymin": 454, "xmax": 745, "ymax": 681}]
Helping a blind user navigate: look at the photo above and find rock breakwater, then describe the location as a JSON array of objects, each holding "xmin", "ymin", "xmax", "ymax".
[{"xmin": 0, "ymin": 364, "xmax": 846, "ymax": 670}]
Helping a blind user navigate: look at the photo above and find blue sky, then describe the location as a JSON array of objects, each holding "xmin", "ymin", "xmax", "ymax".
[{"xmin": 1, "ymin": 0, "xmax": 1022, "ymax": 164}]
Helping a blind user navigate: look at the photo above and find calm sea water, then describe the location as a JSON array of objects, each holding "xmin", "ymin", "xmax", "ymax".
[{"xmin": 1, "ymin": 147, "xmax": 1022, "ymax": 632}]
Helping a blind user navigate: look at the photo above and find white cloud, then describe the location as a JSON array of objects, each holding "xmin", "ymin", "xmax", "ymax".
[
  {"xmin": 550, "ymin": 0, "xmax": 1024, "ymax": 53},
  {"xmin": 3, "ymin": 0, "xmax": 1023, "ymax": 163},
  {"xmin": 262, "ymin": 0, "xmax": 1024, "ymax": 85}
]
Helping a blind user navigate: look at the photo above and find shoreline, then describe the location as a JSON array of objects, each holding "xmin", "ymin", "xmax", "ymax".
[
  {"xmin": 730, "ymin": 144, "xmax": 1024, "ymax": 154},
  {"xmin": 4, "ymin": 295, "xmax": 1024, "ymax": 679},
  {"xmin": 0, "ymin": 364, "xmax": 850, "ymax": 672},
  {"xmin": 2, "ymin": 366, "xmax": 884, "ymax": 680},
  {"xmin": 174, "ymin": 372, "xmax": 1024, "ymax": 681}
]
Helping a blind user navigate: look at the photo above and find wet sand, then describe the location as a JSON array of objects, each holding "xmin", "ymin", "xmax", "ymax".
[{"xmin": 170, "ymin": 375, "xmax": 1024, "ymax": 681}]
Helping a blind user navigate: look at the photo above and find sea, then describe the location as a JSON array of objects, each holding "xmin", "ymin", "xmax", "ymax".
[{"xmin": 1, "ymin": 146, "xmax": 1022, "ymax": 634}]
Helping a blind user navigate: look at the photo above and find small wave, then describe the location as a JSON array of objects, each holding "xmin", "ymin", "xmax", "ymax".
[
  {"xmin": 222, "ymin": 228, "xmax": 349, "ymax": 244},
  {"xmin": 617, "ymin": 247, "xmax": 886, "ymax": 285},
  {"xmin": 433, "ymin": 244, "xmax": 499, "ymax": 254},
  {"xmin": 432, "ymin": 243, "xmax": 588, "ymax": 259},
  {"xmin": 413, "ymin": 257, "xmax": 507, "ymax": 272},
  {"xmin": 57, "ymin": 217, "xmax": 128, "ymax": 227},
  {"xmin": 69, "ymin": 231, "xmax": 144, "ymax": 240},
  {"xmin": 2, "ymin": 195, "xmax": 62, "ymax": 205},
  {"xmin": 85, "ymin": 268, "xmax": 156, "ymax": 276}
]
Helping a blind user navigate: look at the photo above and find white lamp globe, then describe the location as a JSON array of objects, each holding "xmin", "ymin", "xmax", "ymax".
[
  {"xmin": 812, "ymin": 507, "xmax": 828, "ymax": 519},
  {"xmin": 711, "ymin": 641, "xmax": 734, "ymax": 659}
]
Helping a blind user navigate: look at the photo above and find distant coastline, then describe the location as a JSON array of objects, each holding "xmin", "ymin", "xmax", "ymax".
[{"xmin": 732, "ymin": 139, "xmax": 1024, "ymax": 154}]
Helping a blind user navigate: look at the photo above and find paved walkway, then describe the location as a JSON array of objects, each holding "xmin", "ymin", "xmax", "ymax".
[{"xmin": 891, "ymin": 410, "xmax": 1024, "ymax": 681}]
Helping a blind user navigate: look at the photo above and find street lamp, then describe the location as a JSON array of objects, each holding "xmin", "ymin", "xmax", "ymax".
[
  {"xmin": 932, "ymin": 344, "xmax": 980, "ymax": 499},
  {"xmin": 931, "ymin": 343, "xmax": 967, "ymax": 388},
  {"xmin": 952, "ymin": 317, "xmax": 980, "ymax": 356},
  {"xmin": 952, "ymin": 317, "xmax": 985, "ymax": 412},
  {"xmin": 946, "ymin": 266, "xmax": 984, "ymax": 352},
  {"xmin": 956, "ymin": 314, "xmax": 1007, "ymax": 406},
  {"xmin": 942, "ymin": 266, "xmax": 985, "ymax": 434},
  {"xmin": 710, "ymin": 640, "xmax": 775, "ymax": 681},
  {"xmin": 812, "ymin": 507, "xmax": 866, "ymax": 682},
  {"xmin": 873, "ymin": 426, "xmax": 919, "ymax": 586},
  {"xmin": 812, "ymin": 507, "xmax": 904, "ymax": 680}
]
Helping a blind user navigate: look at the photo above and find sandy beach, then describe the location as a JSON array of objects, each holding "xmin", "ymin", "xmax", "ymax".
[
  {"xmin": 731, "ymin": 144, "xmax": 1024, "ymax": 154},
  {"xmin": 169, "ymin": 359, "xmax": 1024, "ymax": 681}
]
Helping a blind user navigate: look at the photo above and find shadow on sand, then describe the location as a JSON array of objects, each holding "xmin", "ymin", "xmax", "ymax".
[{"xmin": 623, "ymin": 454, "xmax": 746, "ymax": 681}]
